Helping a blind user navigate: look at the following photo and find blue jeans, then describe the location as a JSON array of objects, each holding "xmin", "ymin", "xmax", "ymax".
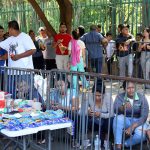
[
  {"xmin": 90, "ymin": 58, "xmax": 103, "ymax": 73},
  {"xmin": 113, "ymin": 115, "xmax": 147, "ymax": 147}
]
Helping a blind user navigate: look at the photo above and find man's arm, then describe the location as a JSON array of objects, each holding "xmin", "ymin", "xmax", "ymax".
[
  {"xmin": 11, "ymin": 49, "xmax": 36, "ymax": 61},
  {"xmin": 114, "ymin": 94, "xmax": 125, "ymax": 114},
  {"xmin": 0, "ymin": 53, "xmax": 8, "ymax": 60},
  {"xmin": 101, "ymin": 38, "xmax": 108, "ymax": 47}
]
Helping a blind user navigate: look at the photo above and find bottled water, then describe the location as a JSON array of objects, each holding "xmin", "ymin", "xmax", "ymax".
[{"xmin": 94, "ymin": 135, "xmax": 101, "ymax": 150}]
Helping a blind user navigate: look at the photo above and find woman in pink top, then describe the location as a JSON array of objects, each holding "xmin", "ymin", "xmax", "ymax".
[{"xmin": 68, "ymin": 29, "xmax": 88, "ymax": 89}]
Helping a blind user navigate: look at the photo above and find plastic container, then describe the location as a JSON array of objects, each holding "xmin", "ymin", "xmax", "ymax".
[{"xmin": 94, "ymin": 135, "xmax": 101, "ymax": 150}]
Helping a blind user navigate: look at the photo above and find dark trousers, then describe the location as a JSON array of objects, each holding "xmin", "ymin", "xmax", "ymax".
[
  {"xmin": 0, "ymin": 73, "xmax": 4, "ymax": 90},
  {"xmin": 88, "ymin": 117, "xmax": 113, "ymax": 146},
  {"xmin": 44, "ymin": 59, "xmax": 57, "ymax": 70},
  {"xmin": 106, "ymin": 57, "xmax": 114, "ymax": 75},
  {"xmin": 91, "ymin": 58, "xmax": 103, "ymax": 73},
  {"xmin": 33, "ymin": 56, "xmax": 44, "ymax": 70}
]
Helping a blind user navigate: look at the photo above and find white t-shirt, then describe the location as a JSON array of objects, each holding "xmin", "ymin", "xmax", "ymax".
[
  {"xmin": 0, "ymin": 32, "xmax": 35, "ymax": 69},
  {"xmin": 106, "ymin": 40, "xmax": 115, "ymax": 58},
  {"xmin": 68, "ymin": 39, "xmax": 85, "ymax": 57}
]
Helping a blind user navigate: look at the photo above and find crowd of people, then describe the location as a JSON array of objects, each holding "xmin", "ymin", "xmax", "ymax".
[
  {"xmin": 0, "ymin": 21, "xmax": 149, "ymax": 80},
  {"xmin": 0, "ymin": 20, "xmax": 150, "ymax": 150}
]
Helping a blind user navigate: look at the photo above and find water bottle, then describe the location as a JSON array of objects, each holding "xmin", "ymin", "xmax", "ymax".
[{"xmin": 94, "ymin": 135, "xmax": 101, "ymax": 150}]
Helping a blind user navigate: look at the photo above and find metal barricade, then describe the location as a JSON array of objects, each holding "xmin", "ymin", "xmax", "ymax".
[{"xmin": 0, "ymin": 67, "xmax": 150, "ymax": 150}]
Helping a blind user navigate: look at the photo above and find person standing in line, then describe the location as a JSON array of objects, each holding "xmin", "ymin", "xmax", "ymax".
[
  {"xmin": 37, "ymin": 27, "xmax": 57, "ymax": 70},
  {"xmin": 78, "ymin": 25, "xmax": 89, "ymax": 72},
  {"xmin": 78, "ymin": 25, "xmax": 85, "ymax": 37},
  {"xmin": 105, "ymin": 32, "xmax": 116, "ymax": 75},
  {"xmin": 0, "ymin": 25, "xmax": 8, "ymax": 90},
  {"xmin": 68, "ymin": 29, "xmax": 88, "ymax": 89},
  {"xmin": 116, "ymin": 24, "xmax": 135, "ymax": 77},
  {"xmin": 29, "ymin": 29, "xmax": 44, "ymax": 70},
  {"xmin": 0, "ymin": 20, "xmax": 36, "ymax": 98},
  {"xmin": 132, "ymin": 33, "xmax": 143, "ymax": 78},
  {"xmin": 139, "ymin": 28, "xmax": 150, "ymax": 89},
  {"xmin": 53, "ymin": 22, "xmax": 72, "ymax": 70},
  {"xmin": 96, "ymin": 24, "xmax": 101, "ymax": 33},
  {"xmin": 81, "ymin": 24, "xmax": 108, "ymax": 73},
  {"xmin": 117, "ymin": 24, "xmax": 123, "ymax": 35},
  {"xmin": 0, "ymin": 20, "xmax": 35, "ymax": 68}
]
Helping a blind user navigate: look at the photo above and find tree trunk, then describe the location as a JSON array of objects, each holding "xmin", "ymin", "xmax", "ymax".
[
  {"xmin": 28, "ymin": 0, "xmax": 73, "ymax": 35},
  {"xmin": 56, "ymin": 0, "xmax": 73, "ymax": 33},
  {"xmin": 28, "ymin": 0, "xmax": 57, "ymax": 37}
]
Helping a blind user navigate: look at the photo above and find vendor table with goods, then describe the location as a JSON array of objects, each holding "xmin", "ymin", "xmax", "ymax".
[{"xmin": 0, "ymin": 92, "xmax": 73, "ymax": 150}]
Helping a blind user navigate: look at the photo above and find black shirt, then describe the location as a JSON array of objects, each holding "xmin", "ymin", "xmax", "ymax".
[{"xmin": 116, "ymin": 34, "xmax": 134, "ymax": 57}]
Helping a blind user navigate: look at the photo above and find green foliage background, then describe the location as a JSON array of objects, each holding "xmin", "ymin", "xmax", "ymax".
[{"xmin": 0, "ymin": 0, "xmax": 149, "ymax": 37}]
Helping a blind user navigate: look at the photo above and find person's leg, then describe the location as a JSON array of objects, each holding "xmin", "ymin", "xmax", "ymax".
[
  {"xmin": 32, "ymin": 57, "xmax": 37, "ymax": 69},
  {"xmin": 127, "ymin": 54, "xmax": 133, "ymax": 77},
  {"xmin": 118, "ymin": 57, "xmax": 126, "ymax": 77},
  {"xmin": 46, "ymin": 59, "xmax": 57, "ymax": 70},
  {"xmin": 55, "ymin": 55, "xmax": 64, "ymax": 70},
  {"xmin": 77, "ymin": 58, "xmax": 88, "ymax": 88},
  {"xmin": 33, "ymin": 56, "xmax": 44, "ymax": 70},
  {"xmin": 140, "ymin": 52, "xmax": 146, "ymax": 79},
  {"xmin": 0, "ymin": 73, "xmax": 4, "ymax": 90},
  {"xmin": 107, "ymin": 59, "xmax": 110, "ymax": 75},
  {"xmin": 107, "ymin": 59, "xmax": 111, "ymax": 75},
  {"xmin": 63, "ymin": 55, "xmax": 69, "ymax": 71},
  {"xmin": 124, "ymin": 123, "xmax": 147, "ymax": 147},
  {"xmin": 90, "ymin": 58, "xmax": 96, "ymax": 72},
  {"xmin": 70, "ymin": 65, "xmax": 78, "ymax": 89},
  {"xmin": 38, "ymin": 56, "xmax": 45, "ymax": 70},
  {"xmin": 97, "ymin": 58, "xmax": 103, "ymax": 73},
  {"xmin": 145, "ymin": 54, "xmax": 150, "ymax": 88},
  {"xmin": 138, "ymin": 63, "xmax": 143, "ymax": 78},
  {"xmin": 99, "ymin": 118, "xmax": 108, "ymax": 147},
  {"xmin": 113, "ymin": 115, "xmax": 131, "ymax": 148}
]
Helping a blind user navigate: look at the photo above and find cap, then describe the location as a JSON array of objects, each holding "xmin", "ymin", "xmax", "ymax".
[
  {"xmin": 121, "ymin": 24, "xmax": 130, "ymax": 30},
  {"xmin": 38, "ymin": 27, "xmax": 45, "ymax": 32}
]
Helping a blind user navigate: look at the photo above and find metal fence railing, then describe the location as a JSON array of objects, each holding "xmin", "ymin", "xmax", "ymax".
[{"xmin": 0, "ymin": 67, "xmax": 150, "ymax": 150}]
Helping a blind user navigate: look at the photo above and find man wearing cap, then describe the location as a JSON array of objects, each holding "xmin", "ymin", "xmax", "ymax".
[
  {"xmin": 53, "ymin": 22, "xmax": 72, "ymax": 70},
  {"xmin": 116, "ymin": 24, "xmax": 135, "ymax": 77},
  {"xmin": 81, "ymin": 24, "xmax": 108, "ymax": 73},
  {"xmin": 37, "ymin": 27, "xmax": 56, "ymax": 70}
]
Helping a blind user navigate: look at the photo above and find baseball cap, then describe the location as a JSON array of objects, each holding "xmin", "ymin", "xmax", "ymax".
[{"xmin": 38, "ymin": 27, "xmax": 46, "ymax": 32}]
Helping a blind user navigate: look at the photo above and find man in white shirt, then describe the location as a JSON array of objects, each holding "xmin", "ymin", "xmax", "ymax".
[
  {"xmin": 105, "ymin": 32, "xmax": 115, "ymax": 75},
  {"xmin": 0, "ymin": 20, "xmax": 36, "ymax": 99},
  {"xmin": 0, "ymin": 20, "xmax": 36, "ymax": 69}
]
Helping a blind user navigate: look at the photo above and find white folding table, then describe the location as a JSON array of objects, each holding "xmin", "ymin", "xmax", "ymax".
[{"xmin": 1, "ymin": 122, "xmax": 72, "ymax": 150}]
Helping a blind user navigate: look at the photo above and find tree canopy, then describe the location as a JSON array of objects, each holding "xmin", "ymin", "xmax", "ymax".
[{"xmin": 0, "ymin": 0, "xmax": 149, "ymax": 36}]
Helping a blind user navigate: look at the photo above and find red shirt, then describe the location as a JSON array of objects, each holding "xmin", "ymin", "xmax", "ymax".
[{"xmin": 54, "ymin": 33, "xmax": 72, "ymax": 55}]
